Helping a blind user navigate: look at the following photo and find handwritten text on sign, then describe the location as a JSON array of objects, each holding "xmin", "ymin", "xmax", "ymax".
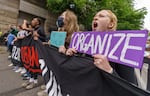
[{"xmin": 69, "ymin": 30, "xmax": 148, "ymax": 68}]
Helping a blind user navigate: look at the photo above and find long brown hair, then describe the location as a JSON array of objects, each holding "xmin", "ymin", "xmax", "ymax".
[{"xmin": 58, "ymin": 10, "xmax": 79, "ymax": 45}]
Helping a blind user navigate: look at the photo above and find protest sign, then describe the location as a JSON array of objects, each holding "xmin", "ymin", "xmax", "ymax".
[
  {"xmin": 50, "ymin": 31, "xmax": 66, "ymax": 47},
  {"xmin": 70, "ymin": 30, "xmax": 148, "ymax": 68}
]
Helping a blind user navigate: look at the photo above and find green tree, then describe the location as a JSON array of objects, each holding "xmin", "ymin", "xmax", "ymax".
[
  {"xmin": 99, "ymin": 0, "xmax": 147, "ymax": 30},
  {"xmin": 47, "ymin": 0, "xmax": 147, "ymax": 30}
]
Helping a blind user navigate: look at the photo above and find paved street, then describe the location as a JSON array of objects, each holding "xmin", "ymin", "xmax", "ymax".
[{"xmin": 0, "ymin": 46, "xmax": 43, "ymax": 96}]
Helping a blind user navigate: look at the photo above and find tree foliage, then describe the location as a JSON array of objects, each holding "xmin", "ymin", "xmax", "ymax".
[{"xmin": 46, "ymin": 0, "xmax": 147, "ymax": 30}]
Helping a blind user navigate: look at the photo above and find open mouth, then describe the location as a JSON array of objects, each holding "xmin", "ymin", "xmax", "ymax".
[{"xmin": 93, "ymin": 22, "xmax": 98, "ymax": 28}]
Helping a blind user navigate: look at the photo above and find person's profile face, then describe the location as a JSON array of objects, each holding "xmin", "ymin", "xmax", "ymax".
[
  {"xmin": 60, "ymin": 12, "xmax": 66, "ymax": 23},
  {"xmin": 92, "ymin": 10, "xmax": 111, "ymax": 32},
  {"xmin": 31, "ymin": 18, "xmax": 38, "ymax": 27}
]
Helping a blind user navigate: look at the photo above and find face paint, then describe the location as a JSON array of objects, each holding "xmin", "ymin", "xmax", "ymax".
[{"xmin": 56, "ymin": 17, "xmax": 64, "ymax": 27}]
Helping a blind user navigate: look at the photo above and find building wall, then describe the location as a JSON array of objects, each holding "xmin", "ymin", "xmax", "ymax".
[
  {"xmin": 0, "ymin": 0, "xmax": 57, "ymax": 34},
  {"xmin": 19, "ymin": 0, "xmax": 58, "ymax": 34},
  {"xmin": 23, "ymin": 0, "xmax": 47, "ymax": 9},
  {"xmin": 45, "ymin": 11, "xmax": 58, "ymax": 35},
  {"xmin": 0, "ymin": 0, "xmax": 19, "ymax": 32}
]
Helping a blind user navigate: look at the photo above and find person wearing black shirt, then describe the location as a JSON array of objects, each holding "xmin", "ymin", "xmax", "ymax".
[
  {"xmin": 22, "ymin": 17, "xmax": 46, "ymax": 90},
  {"xmin": 32, "ymin": 18, "xmax": 46, "ymax": 42}
]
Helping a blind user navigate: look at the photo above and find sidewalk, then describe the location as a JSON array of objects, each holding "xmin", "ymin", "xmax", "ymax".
[{"xmin": 0, "ymin": 46, "xmax": 43, "ymax": 96}]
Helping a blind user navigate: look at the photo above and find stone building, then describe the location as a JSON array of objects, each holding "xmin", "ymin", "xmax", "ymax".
[{"xmin": 0, "ymin": 0, "xmax": 57, "ymax": 35}]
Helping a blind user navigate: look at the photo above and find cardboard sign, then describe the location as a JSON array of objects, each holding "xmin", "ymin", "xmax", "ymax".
[
  {"xmin": 69, "ymin": 30, "xmax": 148, "ymax": 68},
  {"xmin": 50, "ymin": 31, "xmax": 66, "ymax": 47}
]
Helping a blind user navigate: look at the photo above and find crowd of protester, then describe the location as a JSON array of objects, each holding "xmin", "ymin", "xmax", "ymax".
[
  {"xmin": 1, "ymin": 9, "xmax": 150, "ymax": 96},
  {"xmin": 2, "ymin": 18, "xmax": 48, "ymax": 96}
]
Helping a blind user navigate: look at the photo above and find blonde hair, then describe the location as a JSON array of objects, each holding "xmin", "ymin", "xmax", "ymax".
[
  {"xmin": 102, "ymin": 10, "xmax": 118, "ymax": 31},
  {"xmin": 58, "ymin": 10, "xmax": 79, "ymax": 44}
]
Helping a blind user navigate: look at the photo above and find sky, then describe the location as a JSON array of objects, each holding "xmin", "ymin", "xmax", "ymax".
[{"xmin": 134, "ymin": 0, "xmax": 150, "ymax": 30}]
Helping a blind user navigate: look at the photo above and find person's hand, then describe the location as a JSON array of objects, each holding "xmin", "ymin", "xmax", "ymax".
[
  {"xmin": 5, "ymin": 37, "xmax": 7, "ymax": 41},
  {"xmin": 146, "ymin": 55, "xmax": 150, "ymax": 59},
  {"xmin": 65, "ymin": 48, "xmax": 77, "ymax": 56},
  {"xmin": 33, "ymin": 31, "xmax": 39, "ymax": 41},
  {"xmin": 59, "ymin": 46, "xmax": 66, "ymax": 54},
  {"xmin": 28, "ymin": 32, "xmax": 32, "ymax": 35},
  {"xmin": 33, "ymin": 36, "xmax": 38, "ymax": 40},
  {"xmin": 23, "ymin": 20, "xmax": 28, "ymax": 24},
  {"xmin": 66, "ymin": 48, "xmax": 77, "ymax": 56},
  {"xmin": 11, "ymin": 41, "xmax": 14, "ymax": 45},
  {"xmin": 93, "ymin": 54, "xmax": 113, "ymax": 73},
  {"xmin": 33, "ymin": 31, "xmax": 39, "ymax": 37},
  {"xmin": 42, "ymin": 42, "xmax": 49, "ymax": 45},
  {"xmin": 48, "ymin": 40, "xmax": 50, "ymax": 45}
]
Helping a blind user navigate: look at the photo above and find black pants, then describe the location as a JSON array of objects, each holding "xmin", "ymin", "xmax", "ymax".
[
  {"xmin": 8, "ymin": 44, "xmax": 13, "ymax": 54},
  {"xmin": 30, "ymin": 72, "xmax": 38, "ymax": 79}
]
